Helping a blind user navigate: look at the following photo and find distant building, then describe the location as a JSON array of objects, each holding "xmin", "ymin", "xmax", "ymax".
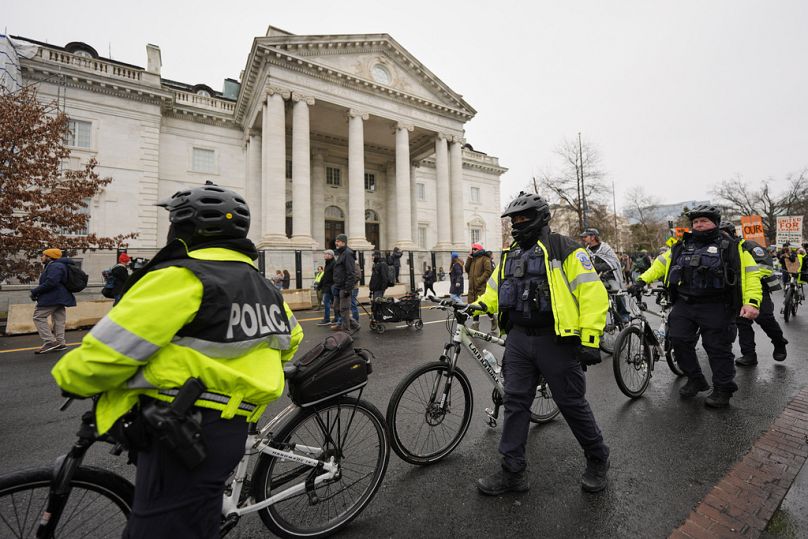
[{"xmin": 623, "ymin": 200, "xmax": 710, "ymax": 225}]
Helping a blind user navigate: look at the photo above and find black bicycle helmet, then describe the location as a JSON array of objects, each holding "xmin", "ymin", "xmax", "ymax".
[
  {"xmin": 718, "ymin": 221, "xmax": 736, "ymax": 237},
  {"xmin": 157, "ymin": 181, "xmax": 250, "ymax": 239},
  {"xmin": 502, "ymin": 191, "xmax": 551, "ymax": 244},
  {"xmin": 686, "ymin": 204, "xmax": 721, "ymax": 225}
]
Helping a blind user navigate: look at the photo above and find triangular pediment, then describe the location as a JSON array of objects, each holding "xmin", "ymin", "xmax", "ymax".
[{"xmin": 257, "ymin": 33, "xmax": 475, "ymax": 117}]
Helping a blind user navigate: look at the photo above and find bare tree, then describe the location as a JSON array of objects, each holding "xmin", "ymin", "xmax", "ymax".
[
  {"xmin": 623, "ymin": 186, "xmax": 668, "ymax": 250},
  {"xmin": 0, "ymin": 86, "xmax": 136, "ymax": 282}
]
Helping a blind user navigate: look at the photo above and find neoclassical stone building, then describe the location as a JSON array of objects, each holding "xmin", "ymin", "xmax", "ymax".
[{"xmin": 12, "ymin": 26, "xmax": 505, "ymax": 273}]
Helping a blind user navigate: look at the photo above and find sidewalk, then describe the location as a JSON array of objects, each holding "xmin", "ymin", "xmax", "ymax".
[{"xmin": 671, "ymin": 386, "xmax": 808, "ymax": 538}]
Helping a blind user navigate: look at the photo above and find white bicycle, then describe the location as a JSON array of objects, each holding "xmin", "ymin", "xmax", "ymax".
[
  {"xmin": 385, "ymin": 296, "xmax": 560, "ymax": 465},
  {"xmin": 0, "ymin": 374, "xmax": 389, "ymax": 538}
]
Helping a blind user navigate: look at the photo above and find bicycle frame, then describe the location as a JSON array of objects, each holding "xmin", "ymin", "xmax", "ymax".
[
  {"xmin": 441, "ymin": 321, "xmax": 507, "ymax": 393},
  {"xmin": 221, "ymin": 403, "xmax": 342, "ymax": 518}
]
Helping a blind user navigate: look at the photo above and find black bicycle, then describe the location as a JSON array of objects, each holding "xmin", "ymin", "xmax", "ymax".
[
  {"xmin": 612, "ymin": 288, "xmax": 684, "ymax": 398},
  {"xmin": 600, "ymin": 289, "xmax": 632, "ymax": 354},
  {"xmin": 782, "ymin": 274, "xmax": 804, "ymax": 322}
]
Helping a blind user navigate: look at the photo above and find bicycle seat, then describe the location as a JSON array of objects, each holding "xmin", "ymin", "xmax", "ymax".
[{"xmin": 283, "ymin": 363, "xmax": 300, "ymax": 379}]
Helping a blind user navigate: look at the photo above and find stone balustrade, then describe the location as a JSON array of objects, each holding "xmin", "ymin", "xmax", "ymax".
[
  {"xmin": 173, "ymin": 90, "xmax": 236, "ymax": 113},
  {"xmin": 38, "ymin": 48, "xmax": 143, "ymax": 81}
]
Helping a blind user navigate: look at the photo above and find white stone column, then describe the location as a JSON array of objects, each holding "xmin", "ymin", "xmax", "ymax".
[
  {"xmin": 433, "ymin": 134, "xmax": 452, "ymax": 250},
  {"xmin": 245, "ymin": 131, "xmax": 262, "ymax": 243},
  {"xmin": 260, "ymin": 90, "xmax": 290, "ymax": 246},
  {"xmin": 311, "ymin": 151, "xmax": 326, "ymax": 249},
  {"xmin": 385, "ymin": 162, "xmax": 396, "ymax": 249},
  {"xmin": 290, "ymin": 93, "xmax": 315, "ymax": 247},
  {"xmin": 449, "ymin": 138, "xmax": 466, "ymax": 248},
  {"xmin": 410, "ymin": 162, "xmax": 418, "ymax": 244},
  {"xmin": 347, "ymin": 109, "xmax": 372, "ymax": 249},
  {"xmin": 395, "ymin": 123, "xmax": 416, "ymax": 249}
]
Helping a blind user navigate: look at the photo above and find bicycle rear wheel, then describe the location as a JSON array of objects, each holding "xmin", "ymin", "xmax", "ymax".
[
  {"xmin": 784, "ymin": 289, "xmax": 793, "ymax": 322},
  {"xmin": 612, "ymin": 325, "xmax": 652, "ymax": 398},
  {"xmin": 0, "ymin": 466, "xmax": 133, "ymax": 538},
  {"xmin": 664, "ymin": 334, "xmax": 684, "ymax": 376},
  {"xmin": 530, "ymin": 376, "xmax": 560, "ymax": 423},
  {"xmin": 386, "ymin": 362, "xmax": 473, "ymax": 465},
  {"xmin": 253, "ymin": 397, "xmax": 389, "ymax": 539}
]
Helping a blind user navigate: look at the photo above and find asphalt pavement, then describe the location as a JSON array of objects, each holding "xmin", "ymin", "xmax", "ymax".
[{"xmin": 1, "ymin": 293, "xmax": 807, "ymax": 538}]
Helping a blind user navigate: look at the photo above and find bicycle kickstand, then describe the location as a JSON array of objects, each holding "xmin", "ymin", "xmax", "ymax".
[{"xmin": 483, "ymin": 403, "xmax": 500, "ymax": 429}]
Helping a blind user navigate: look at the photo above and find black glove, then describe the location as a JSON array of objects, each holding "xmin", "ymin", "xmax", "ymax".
[
  {"xmin": 30, "ymin": 291, "xmax": 37, "ymax": 301},
  {"xmin": 576, "ymin": 345, "xmax": 602, "ymax": 371},
  {"xmin": 626, "ymin": 280, "xmax": 645, "ymax": 297}
]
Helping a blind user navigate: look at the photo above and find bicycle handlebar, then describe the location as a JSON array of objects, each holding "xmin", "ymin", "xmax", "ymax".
[{"xmin": 426, "ymin": 295, "xmax": 483, "ymax": 313}]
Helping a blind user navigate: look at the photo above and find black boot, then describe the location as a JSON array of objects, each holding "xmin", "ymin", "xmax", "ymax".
[
  {"xmin": 735, "ymin": 353, "xmax": 758, "ymax": 366},
  {"xmin": 581, "ymin": 457, "xmax": 610, "ymax": 493},
  {"xmin": 679, "ymin": 376, "xmax": 710, "ymax": 398},
  {"xmin": 705, "ymin": 389, "xmax": 732, "ymax": 408},
  {"xmin": 773, "ymin": 340, "xmax": 788, "ymax": 362},
  {"xmin": 476, "ymin": 466, "xmax": 529, "ymax": 496}
]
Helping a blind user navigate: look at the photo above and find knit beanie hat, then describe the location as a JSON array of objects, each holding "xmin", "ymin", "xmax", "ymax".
[
  {"xmin": 42, "ymin": 248, "xmax": 62, "ymax": 259},
  {"xmin": 118, "ymin": 253, "xmax": 131, "ymax": 264}
]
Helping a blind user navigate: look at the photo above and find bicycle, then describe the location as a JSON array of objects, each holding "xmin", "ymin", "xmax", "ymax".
[
  {"xmin": 600, "ymin": 288, "xmax": 633, "ymax": 354},
  {"xmin": 781, "ymin": 274, "xmax": 804, "ymax": 322},
  {"xmin": 612, "ymin": 288, "xmax": 685, "ymax": 398},
  {"xmin": 0, "ymin": 372, "xmax": 389, "ymax": 538},
  {"xmin": 385, "ymin": 296, "xmax": 559, "ymax": 466}
]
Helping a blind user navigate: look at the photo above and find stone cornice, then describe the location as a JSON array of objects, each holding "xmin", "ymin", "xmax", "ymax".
[
  {"xmin": 418, "ymin": 152, "xmax": 508, "ymax": 175},
  {"xmin": 310, "ymin": 131, "xmax": 394, "ymax": 157},
  {"xmin": 161, "ymin": 107, "xmax": 238, "ymax": 128}
]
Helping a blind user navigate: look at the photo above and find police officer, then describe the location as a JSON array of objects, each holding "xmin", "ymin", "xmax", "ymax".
[
  {"xmin": 475, "ymin": 192, "xmax": 610, "ymax": 496},
  {"xmin": 52, "ymin": 181, "xmax": 303, "ymax": 538},
  {"xmin": 717, "ymin": 222, "xmax": 788, "ymax": 366},
  {"xmin": 629, "ymin": 205, "xmax": 761, "ymax": 408}
]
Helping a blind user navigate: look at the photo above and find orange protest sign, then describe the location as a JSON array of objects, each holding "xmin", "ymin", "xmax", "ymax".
[
  {"xmin": 740, "ymin": 215, "xmax": 767, "ymax": 247},
  {"xmin": 673, "ymin": 227, "xmax": 689, "ymax": 238}
]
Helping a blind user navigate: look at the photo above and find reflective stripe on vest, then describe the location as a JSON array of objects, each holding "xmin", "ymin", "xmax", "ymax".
[{"xmin": 91, "ymin": 316, "xmax": 159, "ymax": 362}]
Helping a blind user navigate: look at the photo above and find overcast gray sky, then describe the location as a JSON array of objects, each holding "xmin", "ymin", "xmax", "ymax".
[{"xmin": 6, "ymin": 0, "xmax": 807, "ymax": 210}]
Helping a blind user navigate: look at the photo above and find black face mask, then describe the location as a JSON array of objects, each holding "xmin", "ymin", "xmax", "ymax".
[{"xmin": 690, "ymin": 227, "xmax": 720, "ymax": 243}]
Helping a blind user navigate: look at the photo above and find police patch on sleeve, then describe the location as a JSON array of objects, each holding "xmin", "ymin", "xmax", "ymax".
[
  {"xmin": 753, "ymin": 246, "xmax": 766, "ymax": 257},
  {"xmin": 576, "ymin": 251, "xmax": 593, "ymax": 270}
]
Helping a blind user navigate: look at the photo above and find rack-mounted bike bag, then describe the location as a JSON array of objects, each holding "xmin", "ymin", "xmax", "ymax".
[{"xmin": 285, "ymin": 332, "xmax": 373, "ymax": 407}]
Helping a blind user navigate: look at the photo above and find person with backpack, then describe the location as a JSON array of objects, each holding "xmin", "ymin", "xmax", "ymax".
[
  {"xmin": 369, "ymin": 251, "xmax": 389, "ymax": 300},
  {"xmin": 30, "ymin": 248, "xmax": 76, "ymax": 354},
  {"xmin": 102, "ymin": 253, "xmax": 131, "ymax": 303}
]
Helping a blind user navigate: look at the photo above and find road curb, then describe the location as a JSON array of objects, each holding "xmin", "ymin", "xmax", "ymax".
[{"xmin": 671, "ymin": 386, "xmax": 808, "ymax": 538}]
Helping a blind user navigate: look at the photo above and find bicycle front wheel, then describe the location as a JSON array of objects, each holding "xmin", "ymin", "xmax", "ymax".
[
  {"xmin": 253, "ymin": 397, "xmax": 389, "ymax": 539},
  {"xmin": 386, "ymin": 362, "xmax": 473, "ymax": 465},
  {"xmin": 0, "ymin": 466, "xmax": 133, "ymax": 538},
  {"xmin": 530, "ymin": 377, "xmax": 560, "ymax": 423},
  {"xmin": 613, "ymin": 325, "xmax": 652, "ymax": 398},
  {"xmin": 663, "ymin": 334, "xmax": 684, "ymax": 376},
  {"xmin": 784, "ymin": 289, "xmax": 793, "ymax": 322}
]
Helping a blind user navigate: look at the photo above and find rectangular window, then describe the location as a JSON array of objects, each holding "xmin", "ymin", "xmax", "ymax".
[
  {"xmin": 418, "ymin": 225, "xmax": 428, "ymax": 249},
  {"xmin": 470, "ymin": 186, "xmax": 481, "ymax": 204},
  {"xmin": 326, "ymin": 167, "xmax": 341, "ymax": 187},
  {"xmin": 364, "ymin": 173, "xmax": 376, "ymax": 192},
  {"xmin": 470, "ymin": 227, "xmax": 481, "ymax": 245},
  {"xmin": 61, "ymin": 198, "xmax": 91, "ymax": 236},
  {"xmin": 192, "ymin": 147, "xmax": 216, "ymax": 173},
  {"xmin": 286, "ymin": 159, "xmax": 293, "ymax": 180},
  {"xmin": 416, "ymin": 182, "xmax": 425, "ymax": 201},
  {"xmin": 64, "ymin": 119, "xmax": 91, "ymax": 148}
]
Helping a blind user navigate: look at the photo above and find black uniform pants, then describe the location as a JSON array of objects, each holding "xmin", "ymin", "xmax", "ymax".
[
  {"xmin": 499, "ymin": 327, "xmax": 609, "ymax": 473},
  {"xmin": 736, "ymin": 289, "xmax": 785, "ymax": 356},
  {"xmin": 123, "ymin": 409, "xmax": 248, "ymax": 539},
  {"xmin": 668, "ymin": 300, "xmax": 737, "ymax": 393}
]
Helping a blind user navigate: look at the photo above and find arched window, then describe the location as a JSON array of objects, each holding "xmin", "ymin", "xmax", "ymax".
[
  {"xmin": 365, "ymin": 209, "xmax": 379, "ymax": 222},
  {"xmin": 325, "ymin": 206, "xmax": 344, "ymax": 220}
]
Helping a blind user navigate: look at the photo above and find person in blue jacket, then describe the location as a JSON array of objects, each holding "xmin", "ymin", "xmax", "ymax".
[{"xmin": 31, "ymin": 248, "xmax": 76, "ymax": 354}]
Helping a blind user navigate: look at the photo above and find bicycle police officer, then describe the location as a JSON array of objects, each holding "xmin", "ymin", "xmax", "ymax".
[
  {"xmin": 475, "ymin": 191, "xmax": 610, "ymax": 495},
  {"xmin": 717, "ymin": 222, "xmax": 788, "ymax": 365},
  {"xmin": 629, "ymin": 205, "xmax": 761, "ymax": 408},
  {"xmin": 52, "ymin": 181, "xmax": 304, "ymax": 538}
]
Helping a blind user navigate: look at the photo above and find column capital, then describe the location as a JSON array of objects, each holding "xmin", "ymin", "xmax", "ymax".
[
  {"xmin": 450, "ymin": 135, "xmax": 466, "ymax": 145},
  {"xmin": 436, "ymin": 132, "xmax": 449, "ymax": 141},
  {"xmin": 348, "ymin": 109, "xmax": 369, "ymax": 120},
  {"xmin": 266, "ymin": 86, "xmax": 291, "ymax": 99},
  {"xmin": 291, "ymin": 92, "xmax": 315, "ymax": 105},
  {"xmin": 396, "ymin": 122, "xmax": 415, "ymax": 132}
]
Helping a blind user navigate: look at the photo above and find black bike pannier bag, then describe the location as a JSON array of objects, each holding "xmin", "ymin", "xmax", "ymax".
[{"xmin": 286, "ymin": 333, "xmax": 373, "ymax": 407}]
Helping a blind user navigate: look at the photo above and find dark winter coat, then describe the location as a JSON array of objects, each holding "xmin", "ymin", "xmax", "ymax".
[
  {"xmin": 450, "ymin": 260, "xmax": 464, "ymax": 295},
  {"xmin": 321, "ymin": 259, "xmax": 335, "ymax": 289},
  {"xmin": 369, "ymin": 260, "xmax": 389, "ymax": 292},
  {"xmin": 32, "ymin": 258, "xmax": 77, "ymax": 307},
  {"xmin": 390, "ymin": 248, "xmax": 402, "ymax": 268},
  {"xmin": 423, "ymin": 269, "xmax": 436, "ymax": 285},
  {"xmin": 332, "ymin": 246, "xmax": 356, "ymax": 290},
  {"xmin": 464, "ymin": 250, "xmax": 493, "ymax": 302}
]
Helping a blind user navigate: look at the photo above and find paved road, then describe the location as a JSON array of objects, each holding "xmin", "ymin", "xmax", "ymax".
[{"xmin": 1, "ymin": 296, "xmax": 806, "ymax": 538}]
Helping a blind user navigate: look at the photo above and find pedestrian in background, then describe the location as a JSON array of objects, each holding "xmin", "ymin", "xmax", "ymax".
[
  {"xmin": 271, "ymin": 270, "xmax": 283, "ymax": 288},
  {"xmin": 369, "ymin": 251, "xmax": 389, "ymax": 300},
  {"xmin": 331, "ymin": 234, "xmax": 359, "ymax": 333},
  {"xmin": 282, "ymin": 269, "xmax": 291, "ymax": 290},
  {"xmin": 466, "ymin": 242, "xmax": 497, "ymax": 335},
  {"xmin": 449, "ymin": 255, "xmax": 464, "ymax": 303},
  {"xmin": 317, "ymin": 250, "xmax": 336, "ymax": 326},
  {"xmin": 313, "ymin": 265, "xmax": 324, "ymax": 310},
  {"xmin": 31, "ymin": 248, "xmax": 75, "ymax": 354},
  {"xmin": 390, "ymin": 247, "xmax": 403, "ymax": 283},
  {"xmin": 423, "ymin": 266, "xmax": 437, "ymax": 296}
]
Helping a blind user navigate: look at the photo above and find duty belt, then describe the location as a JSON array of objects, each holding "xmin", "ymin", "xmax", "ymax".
[
  {"xmin": 512, "ymin": 325, "xmax": 555, "ymax": 336},
  {"xmin": 678, "ymin": 294, "xmax": 726, "ymax": 305},
  {"xmin": 158, "ymin": 388, "xmax": 259, "ymax": 413}
]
